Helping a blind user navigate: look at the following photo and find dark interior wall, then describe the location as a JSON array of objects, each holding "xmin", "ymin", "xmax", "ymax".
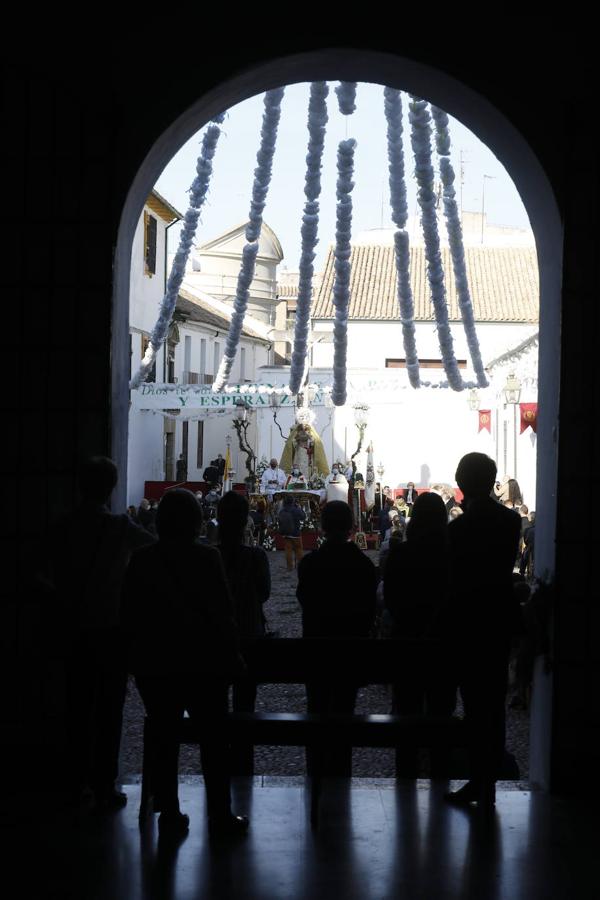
[{"xmin": 4, "ymin": 32, "xmax": 597, "ymax": 788}]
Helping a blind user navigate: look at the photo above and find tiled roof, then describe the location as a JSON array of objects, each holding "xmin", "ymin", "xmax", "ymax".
[
  {"xmin": 311, "ymin": 245, "xmax": 539, "ymax": 323},
  {"xmin": 176, "ymin": 290, "xmax": 269, "ymax": 343}
]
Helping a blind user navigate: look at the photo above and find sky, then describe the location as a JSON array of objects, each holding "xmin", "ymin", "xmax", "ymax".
[{"xmin": 155, "ymin": 82, "xmax": 531, "ymax": 273}]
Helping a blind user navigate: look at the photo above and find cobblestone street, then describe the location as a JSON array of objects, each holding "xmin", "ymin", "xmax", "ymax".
[{"xmin": 120, "ymin": 549, "xmax": 530, "ymax": 781}]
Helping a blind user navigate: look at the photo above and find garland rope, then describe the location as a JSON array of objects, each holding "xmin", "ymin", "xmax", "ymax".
[
  {"xmin": 130, "ymin": 113, "xmax": 226, "ymax": 389},
  {"xmin": 431, "ymin": 105, "xmax": 489, "ymax": 388},
  {"xmin": 409, "ymin": 96, "xmax": 464, "ymax": 391},
  {"xmin": 335, "ymin": 82, "xmax": 357, "ymax": 115},
  {"xmin": 213, "ymin": 88, "xmax": 285, "ymax": 391},
  {"xmin": 384, "ymin": 87, "xmax": 420, "ymax": 388},
  {"xmin": 331, "ymin": 139, "xmax": 356, "ymax": 406},
  {"xmin": 289, "ymin": 82, "xmax": 329, "ymax": 394}
]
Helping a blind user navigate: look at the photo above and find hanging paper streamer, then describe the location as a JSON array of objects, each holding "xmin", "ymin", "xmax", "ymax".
[
  {"xmin": 409, "ymin": 97, "xmax": 463, "ymax": 391},
  {"xmin": 331, "ymin": 139, "xmax": 356, "ymax": 407},
  {"xmin": 520, "ymin": 402, "xmax": 538, "ymax": 433},
  {"xmin": 384, "ymin": 87, "xmax": 420, "ymax": 388},
  {"xmin": 130, "ymin": 113, "xmax": 226, "ymax": 389},
  {"xmin": 431, "ymin": 105, "xmax": 488, "ymax": 388},
  {"xmin": 213, "ymin": 89, "xmax": 285, "ymax": 390},
  {"xmin": 289, "ymin": 82, "xmax": 329, "ymax": 395},
  {"xmin": 335, "ymin": 82, "xmax": 357, "ymax": 115}
]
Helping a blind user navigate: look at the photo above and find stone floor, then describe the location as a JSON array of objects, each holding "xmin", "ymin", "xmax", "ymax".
[{"xmin": 24, "ymin": 779, "xmax": 598, "ymax": 899}]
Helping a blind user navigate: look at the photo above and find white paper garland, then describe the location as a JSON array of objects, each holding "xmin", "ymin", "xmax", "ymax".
[
  {"xmin": 409, "ymin": 97, "xmax": 463, "ymax": 391},
  {"xmin": 289, "ymin": 82, "xmax": 329, "ymax": 394},
  {"xmin": 130, "ymin": 113, "xmax": 225, "ymax": 389},
  {"xmin": 335, "ymin": 82, "xmax": 357, "ymax": 115},
  {"xmin": 213, "ymin": 88, "xmax": 285, "ymax": 391},
  {"xmin": 384, "ymin": 88, "xmax": 420, "ymax": 388},
  {"xmin": 431, "ymin": 105, "xmax": 489, "ymax": 388},
  {"xmin": 331, "ymin": 139, "xmax": 356, "ymax": 406}
]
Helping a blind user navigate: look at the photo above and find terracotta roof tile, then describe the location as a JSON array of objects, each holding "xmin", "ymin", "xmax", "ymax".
[{"xmin": 312, "ymin": 244, "xmax": 538, "ymax": 323}]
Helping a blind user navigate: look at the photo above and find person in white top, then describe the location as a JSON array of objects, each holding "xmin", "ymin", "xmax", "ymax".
[
  {"xmin": 325, "ymin": 464, "xmax": 349, "ymax": 504},
  {"xmin": 260, "ymin": 458, "xmax": 286, "ymax": 499}
]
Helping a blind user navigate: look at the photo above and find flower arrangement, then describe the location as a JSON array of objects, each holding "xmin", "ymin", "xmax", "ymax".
[{"xmin": 309, "ymin": 472, "xmax": 326, "ymax": 489}]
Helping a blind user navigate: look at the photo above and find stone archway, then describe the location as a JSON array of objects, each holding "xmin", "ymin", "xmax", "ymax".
[{"xmin": 112, "ymin": 49, "xmax": 561, "ymax": 789}]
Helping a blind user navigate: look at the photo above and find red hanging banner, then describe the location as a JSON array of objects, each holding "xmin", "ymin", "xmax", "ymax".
[
  {"xmin": 478, "ymin": 409, "xmax": 492, "ymax": 433},
  {"xmin": 520, "ymin": 402, "xmax": 538, "ymax": 433}
]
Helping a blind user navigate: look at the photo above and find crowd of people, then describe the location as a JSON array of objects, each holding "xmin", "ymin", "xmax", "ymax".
[{"xmin": 49, "ymin": 450, "xmax": 539, "ymax": 841}]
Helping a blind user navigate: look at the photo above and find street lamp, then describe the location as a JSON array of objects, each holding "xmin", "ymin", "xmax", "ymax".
[
  {"xmin": 467, "ymin": 389, "xmax": 481, "ymax": 411},
  {"xmin": 503, "ymin": 373, "xmax": 522, "ymax": 405},
  {"xmin": 503, "ymin": 373, "xmax": 522, "ymax": 480},
  {"xmin": 350, "ymin": 403, "xmax": 369, "ymax": 477},
  {"xmin": 232, "ymin": 399, "xmax": 256, "ymax": 486}
]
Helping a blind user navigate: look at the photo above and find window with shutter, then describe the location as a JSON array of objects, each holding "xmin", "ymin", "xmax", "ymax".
[
  {"xmin": 197, "ymin": 421, "xmax": 204, "ymax": 469},
  {"xmin": 144, "ymin": 212, "xmax": 157, "ymax": 276}
]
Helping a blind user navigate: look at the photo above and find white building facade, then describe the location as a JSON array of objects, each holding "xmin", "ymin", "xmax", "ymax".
[{"xmin": 128, "ymin": 203, "xmax": 276, "ymax": 505}]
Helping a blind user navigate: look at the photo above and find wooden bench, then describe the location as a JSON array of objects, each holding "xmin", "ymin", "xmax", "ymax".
[{"xmin": 139, "ymin": 637, "xmax": 469, "ymax": 827}]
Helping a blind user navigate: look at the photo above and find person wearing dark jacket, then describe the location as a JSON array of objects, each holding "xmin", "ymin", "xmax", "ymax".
[
  {"xmin": 52, "ymin": 456, "xmax": 155, "ymax": 810},
  {"xmin": 217, "ymin": 490, "xmax": 271, "ymax": 772},
  {"xmin": 121, "ymin": 489, "xmax": 248, "ymax": 838},
  {"xmin": 297, "ymin": 501, "xmax": 377, "ymax": 775},
  {"xmin": 445, "ymin": 452, "xmax": 522, "ymax": 811}
]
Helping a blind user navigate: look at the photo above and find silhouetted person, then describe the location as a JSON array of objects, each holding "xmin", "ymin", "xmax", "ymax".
[
  {"xmin": 278, "ymin": 493, "xmax": 306, "ymax": 571},
  {"xmin": 175, "ymin": 453, "xmax": 187, "ymax": 483},
  {"xmin": 217, "ymin": 491, "xmax": 271, "ymax": 772},
  {"xmin": 216, "ymin": 453, "xmax": 226, "ymax": 482},
  {"xmin": 52, "ymin": 456, "xmax": 155, "ymax": 809},
  {"xmin": 121, "ymin": 489, "xmax": 248, "ymax": 838},
  {"xmin": 203, "ymin": 460, "xmax": 219, "ymax": 487},
  {"xmin": 138, "ymin": 497, "xmax": 157, "ymax": 534},
  {"xmin": 384, "ymin": 492, "xmax": 455, "ymax": 776},
  {"xmin": 445, "ymin": 452, "xmax": 521, "ymax": 809},
  {"xmin": 297, "ymin": 501, "xmax": 377, "ymax": 775}
]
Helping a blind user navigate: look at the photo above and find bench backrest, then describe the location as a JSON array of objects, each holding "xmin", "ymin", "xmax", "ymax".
[{"xmin": 239, "ymin": 637, "xmax": 452, "ymax": 685}]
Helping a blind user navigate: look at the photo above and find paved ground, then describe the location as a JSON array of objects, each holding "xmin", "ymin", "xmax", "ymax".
[{"xmin": 120, "ymin": 549, "xmax": 530, "ymax": 781}]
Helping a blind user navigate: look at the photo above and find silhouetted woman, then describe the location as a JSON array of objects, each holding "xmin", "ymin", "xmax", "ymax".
[
  {"xmin": 384, "ymin": 491, "xmax": 456, "ymax": 775},
  {"xmin": 121, "ymin": 489, "xmax": 248, "ymax": 838}
]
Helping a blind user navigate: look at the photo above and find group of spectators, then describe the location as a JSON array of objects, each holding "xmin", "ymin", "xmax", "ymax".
[{"xmin": 50, "ymin": 450, "xmax": 531, "ymax": 841}]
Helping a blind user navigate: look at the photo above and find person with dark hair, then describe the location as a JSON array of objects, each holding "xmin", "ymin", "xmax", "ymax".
[
  {"xmin": 297, "ymin": 500, "xmax": 377, "ymax": 774},
  {"xmin": 445, "ymin": 452, "xmax": 522, "ymax": 810},
  {"xmin": 217, "ymin": 490, "xmax": 271, "ymax": 772},
  {"xmin": 203, "ymin": 460, "xmax": 220, "ymax": 488},
  {"xmin": 137, "ymin": 498, "xmax": 156, "ymax": 534},
  {"xmin": 51, "ymin": 456, "xmax": 155, "ymax": 810},
  {"xmin": 384, "ymin": 491, "xmax": 455, "ymax": 775},
  {"xmin": 121, "ymin": 489, "xmax": 248, "ymax": 838},
  {"xmin": 402, "ymin": 481, "xmax": 418, "ymax": 508},
  {"xmin": 175, "ymin": 452, "xmax": 188, "ymax": 483},
  {"xmin": 278, "ymin": 493, "xmax": 306, "ymax": 572}
]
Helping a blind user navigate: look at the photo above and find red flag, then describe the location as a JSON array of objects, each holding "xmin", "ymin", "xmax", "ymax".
[
  {"xmin": 478, "ymin": 409, "xmax": 492, "ymax": 433},
  {"xmin": 520, "ymin": 402, "xmax": 538, "ymax": 433}
]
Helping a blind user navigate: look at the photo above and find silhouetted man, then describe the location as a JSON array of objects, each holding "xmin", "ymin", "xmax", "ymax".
[
  {"xmin": 297, "ymin": 501, "xmax": 377, "ymax": 775},
  {"xmin": 52, "ymin": 456, "xmax": 155, "ymax": 809},
  {"xmin": 445, "ymin": 452, "xmax": 521, "ymax": 810},
  {"xmin": 175, "ymin": 452, "xmax": 187, "ymax": 482}
]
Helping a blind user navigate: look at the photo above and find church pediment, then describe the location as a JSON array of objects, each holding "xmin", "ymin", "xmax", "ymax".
[{"xmin": 198, "ymin": 221, "xmax": 283, "ymax": 262}]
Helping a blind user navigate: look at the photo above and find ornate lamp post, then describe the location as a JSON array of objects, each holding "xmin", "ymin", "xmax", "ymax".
[
  {"xmin": 376, "ymin": 461, "xmax": 385, "ymax": 509},
  {"xmin": 270, "ymin": 391, "xmax": 289, "ymax": 441},
  {"xmin": 232, "ymin": 399, "xmax": 257, "ymax": 489},
  {"xmin": 503, "ymin": 372, "xmax": 522, "ymax": 480},
  {"xmin": 351, "ymin": 403, "xmax": 369, "ymax": 476}
]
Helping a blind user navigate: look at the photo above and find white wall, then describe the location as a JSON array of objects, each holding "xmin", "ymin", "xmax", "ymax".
[
  {"xmin": 310, "ymin": 320, "xmax": 537, "ymax": 370},
  {"xmin": 256, "ymin": 365, "xmax": 538, "ymax": 505}
]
